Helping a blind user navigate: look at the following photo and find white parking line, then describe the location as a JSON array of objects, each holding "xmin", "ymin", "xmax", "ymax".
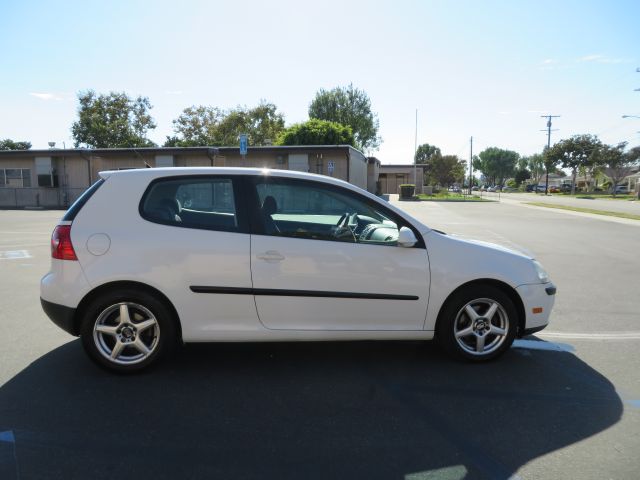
[
  {"xmin": 0, "ymin": 250, "xmax": 32, "ymax": 260},
  {"xmin": 538, "ymin": 331, "xmax": 640, "ymax": 340},
  {"xmin": 0, "ymin": 243, "xmax": 48, "ymax": 248}
]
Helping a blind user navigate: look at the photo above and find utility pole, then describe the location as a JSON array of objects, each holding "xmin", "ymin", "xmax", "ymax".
[
  {"xmin": 469, "ymin": 136, "xmax": 473, "ymax": 195},
  {"xmin": 414, "ymin": 109, "xmax": 418, "ymax": 192},
  {"xmin": 540, "ymin": 114, "xmax": 560, "ymax": 194}
]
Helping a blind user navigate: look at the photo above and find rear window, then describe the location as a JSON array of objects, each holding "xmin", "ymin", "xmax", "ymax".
[
  {"xmin": 140, "ymin": 177, "xmax": 242, "ymax": 232},
  {"xmin": 62, "ymin": 178, "xmax": 105, "ymax": 222}
]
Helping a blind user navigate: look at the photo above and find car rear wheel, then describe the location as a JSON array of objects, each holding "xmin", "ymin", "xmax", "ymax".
[
  {"xmin": 437, "ymin": 285, "xmax": 517, "ymax": 361},
  {"xmin": 80, "ymin": 289, "xmax": 176, "ymax": 373}
]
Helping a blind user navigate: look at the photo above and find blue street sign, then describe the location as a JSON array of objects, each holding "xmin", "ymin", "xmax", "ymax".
[{"xmin": 239, "ymin": 134, "xmax": 248, "ymax": 155}]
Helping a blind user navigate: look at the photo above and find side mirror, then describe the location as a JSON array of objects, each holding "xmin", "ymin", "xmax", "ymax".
[{"xmin": 397, "ymin": 226, "xmax": 417, "ymax": 248}]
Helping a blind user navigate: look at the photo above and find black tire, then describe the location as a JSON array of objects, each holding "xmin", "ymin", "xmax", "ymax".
[
  {"xmin": 436, "ymin": 284, "xmax": 518, "ymax": 362},
  {"xmin": 80, "ymin": 289, "xmax": 177, "ymax": 373}
]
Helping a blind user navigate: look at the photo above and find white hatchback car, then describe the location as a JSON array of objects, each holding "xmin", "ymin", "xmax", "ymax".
[{"xmin": 41, "ymin": 168, "xmax": 555, "ymax": 372}]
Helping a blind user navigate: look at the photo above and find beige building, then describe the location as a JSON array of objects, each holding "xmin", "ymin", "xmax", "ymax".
[
  {"xmin": 378, "ymin": 164, "xmax": 428, "ymax": 195},
  {"xmin": 0, "ymin": 145, "xmax": 374, "ymax": 208}
]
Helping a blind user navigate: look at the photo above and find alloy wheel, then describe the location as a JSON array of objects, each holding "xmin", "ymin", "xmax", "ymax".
[
  {"xmin": 453, "ymin": 297, "xmax": 509, "ymax": 356},
  {"xmin": 93, "ymin": 302, "xmax": 160, "ymax": 365}
]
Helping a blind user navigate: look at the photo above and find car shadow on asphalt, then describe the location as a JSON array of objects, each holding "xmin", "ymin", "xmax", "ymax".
[{"xmin": 0, "ymin": 339, "xmax": 622, "ymax": 480}]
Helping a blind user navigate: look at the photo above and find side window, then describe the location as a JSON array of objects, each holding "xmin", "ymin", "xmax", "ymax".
[
  {"xmin": 141, "ymin": 177, "xmax": 240, "ymax": 232},
  {"xmin": 254, "ymin": 178, "xmax": 400, "ymax": 245}
]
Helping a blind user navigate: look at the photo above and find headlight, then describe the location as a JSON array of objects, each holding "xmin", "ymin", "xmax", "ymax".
[{"xmin": 532, "ymin": 260, "xmax": 550, "ymax": 283}]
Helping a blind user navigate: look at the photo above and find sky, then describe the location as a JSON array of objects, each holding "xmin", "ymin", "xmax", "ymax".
[{"xmin": 1, "ymin": 0, "xmax": 639, "ymax": 164}]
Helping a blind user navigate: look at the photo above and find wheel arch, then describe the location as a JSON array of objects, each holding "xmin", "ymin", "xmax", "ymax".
[
  {"xmin": 73, "ymin": 280, "xmax": 183, "ymax": 343},
  {"xmin": 435, "ymin": 278, "xmax": 526, "ymax": 336}
]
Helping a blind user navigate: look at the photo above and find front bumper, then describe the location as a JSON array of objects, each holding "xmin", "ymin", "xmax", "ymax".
[
  {"xmin": 515, "ymin": 282, "xmax": 556, "ymax": 336},
  {"xmin": 40, "ymin": 298, "xmax": 78, "ymax": 336}
]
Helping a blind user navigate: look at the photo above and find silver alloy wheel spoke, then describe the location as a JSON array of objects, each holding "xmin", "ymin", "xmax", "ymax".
[
  {"xmin": 465, "ymin": 305, "xmax": 479, "ymax": 321},
  {"xmin": 456, "ymin": 326, "xmax": 474, "ymax": 338},
  {"xmin": 475, "ymin": 334, "xmax": 485, "ymax": 353},
  {"xmin": 135, "ymin": 318, "xmax": 156, "ymax": 332},
  {"xmin": 95, "ymin": 324, "xmax": 118, "ymax": 336},
  {"xmin": 484, "ymin": 302, "xmax": 498, "ymax": 320},
  {"xmin": 119, "ymin": 304, "xmax": 131, "ymax": 325},
  {"xmin": 490, "ymin": 326, "xmax": 506, "ymax": 336},
  {"xmin": 132, "ymin": 338, "xmax": 150, "ymax": 355},
  {"xmin": 111, "ymin": 340, "xmax": 125, "ymax": 360}
]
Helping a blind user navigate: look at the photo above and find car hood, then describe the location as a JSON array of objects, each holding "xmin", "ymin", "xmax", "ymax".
[
  {"xmin": 424, "ymin": 230, "xmax": 541, "ymax": 288},
  {"xmin": 447, "ymin": 234, "xmax": 535, "ymax": 260}
]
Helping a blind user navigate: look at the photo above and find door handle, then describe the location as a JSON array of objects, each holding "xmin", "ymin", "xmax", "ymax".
[{"xmin": 257, "ymin": 250, "xmax": 285, "ymax": 262}]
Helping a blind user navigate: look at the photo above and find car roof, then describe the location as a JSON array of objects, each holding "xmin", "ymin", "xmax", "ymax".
[{"xmin": 99, "ymin": 167, "xmax": 355, "ymax": 189}]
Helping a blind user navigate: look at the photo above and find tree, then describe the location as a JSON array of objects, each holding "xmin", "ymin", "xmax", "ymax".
[
  {"xmin": 592, "ymin": 142, "xmax": 638, "ymax": 196},
  {"xmin": 628, "ymin": 146, "xmax": 640, "ymax": 199},
  {"xmin": 428, "ymin": 155, "xmax": 467, "ymax": 187},
  {"xmin": 0, "ymin": 139, "xmax": 31, "ymax": 150},
  {"xmin": 309, "ymin": 84, "xmax": 381, "ymax": 152},
  {"xmin": 71, "ymin": 90, "xmax": 157, "ymax": 148},
  {"xmin": 165, "ymin": 105, "xmax": 223, "ymax": 147},
  {"xmin": 414, "ymin": 143, "xmax": 441, "ymax": 164},
  {"xmin": 514, "ymin": 168, "xmax": 531, "ymax": 186},
  {"xmin": 525, "ymin": 154, "xmax": 545, "ymax": 187},
  {"xmin": 166, "ymin": 101, "xmax": 285, "ymax": 147},
  {"xmin": 276, "ymin": 119, "xmax": 354, "ymax": 146},
  {"xmin": 475, "ymin": 147, "xmax": 519, "ymax": 186},
  {"xmin": 541, "ymin": 147, "xmax": 560, "ymax": 194},
  {"xmin": 546, "ymin": 134, "xmax": 601, "ymax": 194},
  {"xmin": 415, "ymin": 144, "xmax": 442, "ymax": 186}
]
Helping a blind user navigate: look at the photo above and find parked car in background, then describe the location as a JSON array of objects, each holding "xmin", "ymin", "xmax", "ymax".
[
  {"xmin": 549, "ymin": 186, "xmax": 560, "ymax": 193},
  {"xmin": 41, "ymin": 168, "xmax": 555, "ymax": 372},
  {"xmin": 614, "ymin": 185, "xmax": 629, "ymax": 194},
  {"xmin": 525, "ymin": 184, "xmax": 536, "ymax": 192},
  {"xmin": 535, "ymin": 185, "xmax": 547, "ymax": 193},
  {"xmin": 560, "ymin": 184, "xmax": 572, "ymax": 193}
]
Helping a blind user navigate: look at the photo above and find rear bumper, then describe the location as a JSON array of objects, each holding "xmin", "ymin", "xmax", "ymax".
[{"xmin": 40, "ymin": 298, "xmax": 78, "ymax": 336}]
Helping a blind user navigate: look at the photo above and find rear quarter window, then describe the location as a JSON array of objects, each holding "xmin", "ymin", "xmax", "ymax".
[{"xmin": 140, "ymin": 176, "xmax": 247, "ymax": 233}]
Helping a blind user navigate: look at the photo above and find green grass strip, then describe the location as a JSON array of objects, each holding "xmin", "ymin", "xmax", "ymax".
[
  {"xmin": 416, "ymin": 194, "xmax": 492, "ymax": 202},
  {"xmin": 525, "ymin": 202, "xmax": 640, "ymax": 221}
]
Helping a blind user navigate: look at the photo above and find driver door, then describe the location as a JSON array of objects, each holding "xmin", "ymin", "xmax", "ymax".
[{"xmin": 248, "ymin": 176, "xmax": 430, "ymax": 331}]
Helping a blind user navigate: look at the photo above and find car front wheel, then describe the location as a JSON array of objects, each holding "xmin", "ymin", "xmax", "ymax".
[
  {"xmin": 437, "ymin": 285, "xmax": 518, "ymax": 361},
  {"xmin": 80, "ymin": 289, "xmax": 176, "ymax": 373}
]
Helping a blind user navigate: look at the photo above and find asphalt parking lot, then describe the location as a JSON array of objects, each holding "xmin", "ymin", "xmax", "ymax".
[{"xmin": 1, "ymin": 205, "xmax": 639, "ymax": 480}]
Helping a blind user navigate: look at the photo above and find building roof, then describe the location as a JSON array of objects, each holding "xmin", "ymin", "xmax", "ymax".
[
  {"xmin": 0, "ymin": 145, "xmax": 363, "ymax": 158},
  {"xmin": 379, "ymin": 164, "xmax": 427, "ymax": 169}
]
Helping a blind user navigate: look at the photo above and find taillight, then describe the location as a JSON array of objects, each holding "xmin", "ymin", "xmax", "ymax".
[{"xmin": 51, "ymin": 225, "xmax": 78, "ymax": 260}]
